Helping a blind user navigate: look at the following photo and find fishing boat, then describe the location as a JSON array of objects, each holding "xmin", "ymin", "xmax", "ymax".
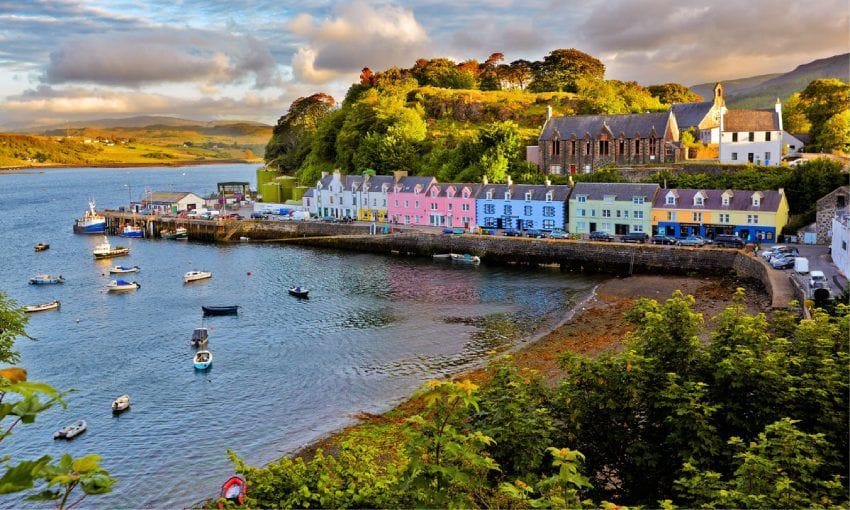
[
  {"xmin": 34, "ymin": 243, "xmax": 50, "ymax": 252},
  {"xmin": 184, "ymin": 270, "xmax": 212, "ymax": 284},
  {"xmin": 202, "ymin": 305, "xmax": 239, "ymax": 316},
  {"xmin": 161, "ymin": 227, "xmax": 188, "ymax": 240},
  {"xmin": 73, "ymin": 200, "xmax": 106, "ymax": 234},
  {"xmin": 450, "ymin": 253, "xmax": 481, "ymax": 265},
  {"xmin": 29, "ymin": 275, "xmax": 65, "ymax": 285},
  {"xmin": 107, "ymin": 279, "xmax": 140, "ymax": 292},
  {"xmin": 288, "ymin": 286, "xmax": 309, "ymax": 298},
  {"xmin": 109, "ymin": 265, "xmax": 140, "ymax": 274},
  {"xmin": 120, "ymin": 225, "xmax": 144, "ymax": 238},
  {"xmin": 54, "ymin": 420, "xmax": 87, "ymax": 440},
  {"xmin": 190, "ymin": 327, "xmax": 209, "ymax": 347},
  {"xmin": 24, "ymin": 300, "xmax": 60, "ymax": 313},
  {"xmin": 193, "ymin": 350, "xmax": 213, "ymax": 370},
  {"xmin": 93, "ymin": 237, "xmax": 130, "ymax": 259},
  {"xmin": 219, "ymin": 476, "xmax": 246, "ymax": 507},
  {"xmin": 111, "ymin": 394, "xmax": 130, "ymax": 413}
]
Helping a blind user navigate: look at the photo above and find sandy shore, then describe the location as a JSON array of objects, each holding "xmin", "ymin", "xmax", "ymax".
[{"xmin": 290, "ymin": 273, "xmax": 769, "ymax": 459}]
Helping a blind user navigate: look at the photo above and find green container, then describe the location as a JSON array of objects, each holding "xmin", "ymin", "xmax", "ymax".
[
  {"xmin": 260, "ymin": 182, "xmax": 282, "ymax": 203},
  {"xmin": 291, "ymin": 186, "xmax": 308, "ymax": 201},
  {"xmin": 276, "ymin": 176, "xmax": 296, "ymax": 190},
  {"xmin": 256, "ymin": 168, "xmax": 284, "ymax": 190}
]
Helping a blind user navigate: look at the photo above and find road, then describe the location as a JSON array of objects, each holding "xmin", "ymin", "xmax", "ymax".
[{"xmin": 762, "ymin": 242, "xmax": 847, "ymax": 297}]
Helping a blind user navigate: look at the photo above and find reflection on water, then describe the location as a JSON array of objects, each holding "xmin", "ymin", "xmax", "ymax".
[{"xmin": 0, "ymin": 165, "xmax": 604, "ymax": 508}]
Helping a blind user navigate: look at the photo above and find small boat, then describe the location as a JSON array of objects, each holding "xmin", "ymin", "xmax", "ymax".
[
  {"xmin": 29, "ymin": 275, "xmax": 65, "ymax": 285},
  {"xmin": 194, "ymin": 350, "xmax": 213, "ymax": 370},
  {"xmin": 24, "ymin": 300, "xmax": 60, "ymax": 313},
  {"xmin": 111, "ymin": 394, "xmax": 130, "ymax": 413},
  {"xmin": 202, "ymin": 306, "xmax": 239, "ymax": 316},
  {"xmin": 93, "ymin": 236, "xmax": 130, "ymax": 259},
  {"xmin": 161, "ymin": 227, "xmax": 188, "ymax": 240},
  {"xmin": 120, "ymin": 225, "xmax": 144, "ymax": 238},
  {"xmin": 239, "ymin": 236, "xmax": 250, "ymax": 242},
  {"xmin": 73, "ymin": 200, "xmax": 106, "ymax": 234},
  {"xmin": 450, "ymin": 253, "xmax": 481, "ymax": 265},
  {"xmin": 288, "ymin": 286, "xmax": 309, "ymax": 298},
  {"xmin": 34, "ymin": 243, "xmax": 50, "ymax": 252},
  {"xmin": 191, "ymin": 327, "xmax": 209, "ymax": 347},
  {"xmin": 184, "ymin": 270, "xmax": 212, "ymax": 284},
  {"xmin": 432, "ymin": 253, "xmax": 454, "ymax": 260},
  {"xmin": 107, "ymin": 279, "xmax": 140, "ymax": 292},
  {"xmin": 109, "ymin": 265, "xmax": 140, "ymax": 274},
  {"xmin": 54, "ymin": 420, "xmax": 87, "ymax": 440},
  {"xmin": 219, "ymin": 476, "xmax": 246, "ymax": 507}
]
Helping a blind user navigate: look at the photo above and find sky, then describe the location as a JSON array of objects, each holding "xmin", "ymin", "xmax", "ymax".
[{"xmin": 0, "ymin": 0, "xmax": 847, "ymax": 128}]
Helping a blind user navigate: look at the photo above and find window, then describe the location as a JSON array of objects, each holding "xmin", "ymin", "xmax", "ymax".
[
  {"xmin": 543, "ymin": 219, "xmax": 555, "ymax": 229},
  {"xmin": 578, "ymin": 209, "xmax": 586, "ymax": 217},
  {"xmin": 484, "ymin": 204, "xmax": 495, "ymax": 214},
  {"xmin": 545, "ymin": 192, "xmax": 553, "ymax": 202},
  {"xmin": 404, "ymin": 200, "xmax": 409, "ymax": 208},
  {"xmin": 462, "ymin": 203, "xmax": 470, "ymax": 211},
  {"xmin": 693, "ymin": 212, "xmax": 702, "ymax": 222},
  {"xmin": 632, "ymin": 224, "xmax": 644, "ymax": 232},
  {"xmin": 843, "ymin": 241, "xmax": 847, "ymax": 251},
  {"xmin": 590, "ymin": 209, "xmax": 596, "ymax": 217},
  {"xmin": 666, "ymin": 196, "xmax": 676, "ymax": 205},
  {"xmin": 448, "ymin": 203, "xmax": 453, "ymax": 211},
  {"xmin": 602, "ymin": 209, "xmax": 611, "ymax": 218},
  {"xmin": 618, "ymin": 139, "xmax": 625, "ymax": 154},
  {"xmin": 504, "ymin": 205, "xmax": 512, "ymax": 215},
  {"xmin": 634, "ymin": 210, "xmax": 644, "ymax": 219},
  {"xmin": 543, "ymin": 206, "xmax": 555, "ymax": 217},
  {"xmin": 551, "ymin": 140, "xmax": 560, "ymax": 156},
  {"xmin": 732, "ymin": 133, "xmax": 738, "ymax": 142},
  {"xmin": 666, "ymin": 211, "xmax": 677, "ymax": 221},
  {"xmin": 382, "ymin": 199, "xmax": 387, "ymax": 207},
  {"xmin": 330, "ymin": 196, "xmax": 334, "ymax": 204},
  {"xmin": 485, "ymin": 217, "xmax": 495, "ymax": 227},
  {"xmin": 752, "ymin": 196, "xmax": 761, "ymax": 207},
  {"xmin": 577, "ymin": 195, "xmax": 587, "ymax": 203},
  {"xmin": 585, "ymin": 141, "xmax": 591, "ymax": 154},
  {"xmin": 524, "ymin": 220, "xmax": 534, "ymax": 229},
  {"xmin": 525, "ymin": 192, "xmax": 532, "ymax": 201},
  {"xmin": 599, "ymin": 140, "xmax": 609, "ymax": 155},
  {"xmin": 486, "ymin": 191, "xmax": 493, "ymax": 200},
  {"xmin": 634, "ymin": 139, "xmax": 640, "ymax": 153},
  {"xmin": 414, "ymin": 201, "xmax": 419, "ymax": 208},
  {"xmin": 576, "ymin": 221, "xmax": 586, "ymax": 230},
  {"xmin": 430, "ymin": 202, "xmax": 438, "ymax": 210},
  {"xmin": 747, "ymin": 214, "xmax": 759, "ymax": 224},
  {"xmin": 765, "ymin": 132, "xmax": 771, "ymax": 141},
  {"xmin": 524, "ymin": 205, "xmax": 533, "ymax": 215},
  {"xmin": 722, "ymin": 196, "xmax": 730, "ymax": 206},
  {"xmin": 623, "ymin": 210, "xmax": 629, "ymax": 218},
  {"xmin": 570, "ymin": 140, "xmax": 576, "ymax": 155},
  {"xmin": 748, "ymin": 132, "xmax": 754, "ymax": 142},
  {"xmin": 765, "ymin": 152, "xmax": 771, "ymax": 161},
  {"xmin": 649, "ymin": 137, "xmax": 657, "ymax": 156},
  {"xmin": 505, "ymin": 192, "xmax": 511, "ymax": 200},
  {"xmin": 601, "ymin": 222, "xmax": 612, "ymax": 231},
  {"xmin": 731, "ymin": 152, "xmax": 738, "ymax": 161},
  {"xmin": 603, "ymin": 195, "xmax": 614, "ymax": 204},
  {"xmin": 719, "ymin": 213, "xmax": 730, "ymax": 223},
  {"xmin": 694, "ymin": 196, "xmax": 704, "ymax": 206},
  {"xmin": 633, "ymin": 196, "xmax": 644, "ymax": 205},
  {"xmin": 549, "ymin": 165, "xmax": 562, "ymax": 174}
]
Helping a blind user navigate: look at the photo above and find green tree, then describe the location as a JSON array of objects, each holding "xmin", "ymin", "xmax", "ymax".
[
  {"xmin": 475, "ymin": 121, "xmax": 522, "ymax": 183},
  {"xmin": 647, "ymin": 83, "xmax": 703, "ymax": 104},
  {"xmin": 529, "ymin": 49, "xmax": 605, "ymax": 93},
  {"xmin": 576, "ymin": 78, "xmax": 664, "ymax": 114},
  {"xmin": 265, "ymin": 93, "xmax": 335, "ymax": 171},
  {"xmin": 819, "ymin": 109, "xmax": 850, "ymax": 152},
  {"xmin": 799, "ymin": 78, "xmax": 850, "ymax": 150},
  {"xmin": 782, "ymin": 92, "xmax": 811, "ymax": 134}
]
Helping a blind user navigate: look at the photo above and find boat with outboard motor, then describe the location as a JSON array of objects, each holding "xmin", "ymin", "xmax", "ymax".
[
  {"xmin": 24, "ymin": 300, "xmax": 60, "ymax": 313},
  {"xmin": 109, "ymin": 265, "xmax": 140, "ymax": 274},
  {"xmin": 107, "ymin": 280, "xmax": 140, "ymax": 292},
  {"xmin": 29, "ymin": 275, "xmax": 65, "ymax": 285},
  {"xmin": 193, "ymin": 350, "xmax": 213, "ymax": 370},
  {"xmin": 54, "ymin": 420, "xmax": 87, "ymax": 440}
]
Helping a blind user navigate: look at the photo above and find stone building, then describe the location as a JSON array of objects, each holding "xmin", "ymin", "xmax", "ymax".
[
  {"xmin": 816, "ymin": 185, "xmax": 849, "ymax": 244},
  {"xmin": 538, "ymin": 111, "xmax": 679, "ymax": 175},
  {"xmin": 670, "ymin": 82, "xmax": 725, "ymax": 144}
]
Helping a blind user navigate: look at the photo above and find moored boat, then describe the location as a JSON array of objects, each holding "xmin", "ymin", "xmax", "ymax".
[
  {"xmin": 202, "ymin": 305, "xmax": 239, "ymax": 316},
  {"xmin": 29, "ymin": 275, "xmax": 65, "ymax": 285},
  {"xmin": 109, "ymin": 265, "xmax": 140, "ymax": 274},
  {"xmin": 34, "ymin": 243, "xmax": 50, "ymax": 252},
  {"xmin": 288, "ymin": 286, "xmax": 309, "ymax": 298},
  {"xmin": 24, "ymin": 300, "xmax": 60, "ymax": 313},
  {"xmin": 107, "ymin": 279, "xmax": 140, "ymax": 292},
  {"xmin": 184, "ymin": 270, "xmax": 212, "ymax": 284},
  {"xmin": 450, "ymin": 253, "xmax": 481, "ymax": 265},
  {"xmin": 73, "ymin": 200, "xmax": 106, "ymax": 234},
  {"xmin": 193, "ymin": 350, "xmax": 213, "ymax": 370},
  {"xmin": 54, "ymin": 420, "xmax": 87, "ymax": 440},
  {"xmin": 93, "ymin": 237, "xmax": 130, "ymax": 259},
  {"xmin": 219, "ymin": 476, "xmax": 246, "ymax": 507},
  {"xmin": 432, "ymin": 253, "xmax": 454, "ymax": 260},
  {"xmin": 161, "ymin": 227, "xmax": 188, "ymax": 240},
  {"xmin": 111, "ymin": 394, "xmax": 130, "ymax": 413},
  {"xmin": 191, "ymin": 327, "xmax": 209, "ymax": 347},
  {"xmin": 120, "ymin": 225, "xmax": 144, "ymax": 238}
]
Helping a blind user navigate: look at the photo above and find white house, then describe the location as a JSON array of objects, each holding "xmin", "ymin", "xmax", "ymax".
[
  {"xmin": 314, "ymin": 170, "xmax": 361, "ymax": 219},
  {"xmin": 719, "ymin": 99, "xmax": 783, "ymax": 166},
  {"xmin": 782, "ymin": 132, "xmax": 808, "ymax": 158},
  {"xmin": 831, "ymin": 212, "xmax": 850, "ymax": 279},
  {"xmin": 137, "ymin": 192, "xmax": 206, "ymax": 213}
]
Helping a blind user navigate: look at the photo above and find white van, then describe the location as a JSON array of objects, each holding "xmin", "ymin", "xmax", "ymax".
[{"xmin": 794, "ymin": 257, "xmax": 809, "ymax": 274}]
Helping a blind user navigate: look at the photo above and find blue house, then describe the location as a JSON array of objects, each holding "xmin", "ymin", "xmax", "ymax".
[{"xmin": 475, "ymin": 178, "xmax": 570, "ymax": 231}]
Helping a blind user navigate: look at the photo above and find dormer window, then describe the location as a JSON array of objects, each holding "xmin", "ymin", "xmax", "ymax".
[
  {"xmin": 666, "ymin": 195, "xmax": 676, "ymax": 205},
  {"xmin": 545, "ymin": 192, "xmax": 553, "ymax": 202},
  {"xmin": 431, "ymin": 187, "xmax": 439, "ymax": 197},
  {"xmin": 525, "ymin": 192, "xmax": 532, "ymax": 201},
  {"xmin": 752, "ymin": 196, "xmax": 760, "ymax": 207},
  {"xmin": 694, "ymin": 195, "xmax": 705, "ymax": 206},
  {"xmin": 722, "ymin": 196, "xmax": 730, "ymax": 206},
  {"xmin": 486, "ymin": 191, "xmax": 493, "ymax": 200},
  {"xmin": 505, "ymin": 192, "xmax": 511, "ymax": 200},
  {"xmin": 462, "ymin": 189, "xmax": 469, "ymax": 199}
]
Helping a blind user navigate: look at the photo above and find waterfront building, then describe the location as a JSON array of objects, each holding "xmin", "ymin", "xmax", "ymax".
[
  {"xmin": 719, "ymin": 100, "xmax": 783, "ymax": 166},
  {"xmin": 651, "ymin": 188, "xmax": 789, "ymax": 242},
  {"xmin": 475, "ymin": 177, "xmax": 571, "ymax": 231},
  {"xmin": 669, "ymin": 83, "xmax": 725, "ymax": 144},
  {"xmin": 538, "ymin": 110, "xmax": 679, "ymax": 174},
  {"xmin": 313, "ymin": 170, "xmax": 362, "ymax": 219},
  {"xmin": 569, "ymin": 183, "xmax": 659, "ymax": 235},
  {"xmin": 423, "ymin": 182, "xmax": 482, "ymax": 230},
  {"xmin": 136, "ymin": 191, "xmax": 206, "ymax": 214},
  {"xmin": 387, "ymin": 173, "xmax": 437, "ymax": 225},
  {"xmin": 356, "ymin": 174, "xmax": 394, "ymax": 222}
]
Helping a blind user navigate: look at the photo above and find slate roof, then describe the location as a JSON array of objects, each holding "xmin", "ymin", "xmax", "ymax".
[
  {"xmin": 541, "ymin": 112, "xmax": 671, "ymax": 140},
  {"xmin": 571, "ymin": 183, "xmax": 660, "ymax": 202},
  {"xmin": 653, "ymin": 188, "xmax": 784, "ymax": 212},
  {"xmin": 670, "ymin": 101, "xmax": 714, "ymax": 130},
  {"xmin": 302, "ymin": 188, "xmax": 314, "ymax": 198},
  {"xmin": 723, "ymin": 109, "xmax": 780, "ymax": 132},
  {"xmin": 791, "ymin": 133, "xmax": 811, "ymax": 145},
  {"xmin": 394, "ymin": 176, "xmax": 436, "ymax": 193},
  {"xmin": 144, "ymin": 192, "xmax": 200, "ymax": 203},
  {"xmin": 477, "ymin": 183, "xmax": 571, "ymax": 201},
  {"xmin": 428, "ymin": 183, "xmax": 484, "ymax": 199},
  {"xmin": 362, "ymin": 175, "xmax": 394, "ymax": 192}
]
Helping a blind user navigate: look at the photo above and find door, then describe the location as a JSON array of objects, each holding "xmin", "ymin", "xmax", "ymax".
[
  {"xmin": 747, "ymin": 153, "xmax": 754, "ymax": 163},
  {"xmin": 614, "ymin": 224, "xmax": 628, "ymax": 235},
  {"xmin": 589, "ymin": 222, "xmax": 597, "ymax": 232},
  {"xmin": 496, "ymin": 218, "xmax": 503, "ymax": 229}
]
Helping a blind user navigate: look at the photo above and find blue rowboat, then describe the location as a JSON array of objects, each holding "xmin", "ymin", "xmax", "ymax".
[
  {"xmin": 193, "ymin": 350, "xmax": 212, "ymax": 370},
  {"xmin": 29, "ymin": 275, "xmax": 65, "ymax": 285}
]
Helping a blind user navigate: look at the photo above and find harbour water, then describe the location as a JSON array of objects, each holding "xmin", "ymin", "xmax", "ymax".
[{"xmin": 0, "ymin": 164, "xmax": 603, "ymax": 508}]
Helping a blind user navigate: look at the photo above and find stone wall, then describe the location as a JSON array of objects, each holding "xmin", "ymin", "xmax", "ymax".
[{"xmin": 815, "ymin": 186, "xmax": 849, "ymax": 244}]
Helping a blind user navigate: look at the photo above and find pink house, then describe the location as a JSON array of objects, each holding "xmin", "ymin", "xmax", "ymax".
[
  {"xmin": 387, "ymin": 175, "xmax": 436, "ymax": 225},
  {"xmin": 423, "ymin": 183, "xmax": 482, "ymax": 230}
]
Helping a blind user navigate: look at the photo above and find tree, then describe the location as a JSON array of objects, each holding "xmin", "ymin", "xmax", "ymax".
[
  {"xmin": 798, "ymin": 78, "xmax": 850, "ymax": 150},
  {"xmin": 264, "ymin": 93, "xmax": 336, "ymax": 171},
  {"xmin": 499, "ymin": 59, "xmax": 534, "ymax": 90},
  {"xmin": 479, "ymin": 53, "xmax": 504, "ymax": 91},
  {"xmin": 576, "ymin": 78, "xmax": 664, "ymax": 114},
  {"xmin": 819, "ymin": 109, "xmax": 850, "ymax": 152},
  {"xmin": 475, "ymin": 121, "xmax": 522, "ymax": 183},
  {"xmin": 647, "ymin": 83, "xmax": 703, "ymax": 104},
  {"xmin": 529, "ymin": 48, "xmax": 605, "ymax": 93},
  {"xmin": 782, "ymin": 92, "xmax": 811, "ymax": 134}
]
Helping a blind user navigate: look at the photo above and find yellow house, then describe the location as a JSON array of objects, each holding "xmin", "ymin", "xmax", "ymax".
[{"xmin": 652, "ymin": 188, "xmax": 789, "ymax": 242}]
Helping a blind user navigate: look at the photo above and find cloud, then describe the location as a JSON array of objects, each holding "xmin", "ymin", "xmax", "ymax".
[
  {"xmin": 288, "ymin": 1, "xmax": 429, "ymax": 84},
  {"xmin": 44, "ymin": 27, "xmax": 280, "ymax": 88}
]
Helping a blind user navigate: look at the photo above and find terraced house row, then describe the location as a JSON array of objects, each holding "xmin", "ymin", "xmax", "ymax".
[{"xmin": 302, "ymin": 170, "xmax": 789, "ymax": 241}]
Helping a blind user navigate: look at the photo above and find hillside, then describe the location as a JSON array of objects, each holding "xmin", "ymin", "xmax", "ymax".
[
  {"xmin": 27, "ymin": 115, "xmax": 270, "ymax": 132},
  {"xmin": 691, "ymin": 53, "xmax": 850, "ymax": 108}
]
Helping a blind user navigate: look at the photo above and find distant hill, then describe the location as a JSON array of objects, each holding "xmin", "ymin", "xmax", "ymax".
[
  {"xmin": 690, "ymin": 53, "xmax": 850, "ymax": 109},
  {"xmin": 27, "ymin": 115, "xmax": 270, "ymax": 133}
]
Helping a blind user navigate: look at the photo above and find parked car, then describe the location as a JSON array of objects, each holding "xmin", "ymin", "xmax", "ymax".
[
  {"xmin": 760, "ymin": 245, "xmax": 787, "ymax": 260},
  {"xmin": 809, "ymin": 271, "xmax": 830, "ymax": 298},
  {"xmin": 714, "ymin": 234, "xmax": 745, "ymax": 248},
  {"xmin": 621, "ymin": 232, "xmax": 649, "ymax": 243},
  {"xmin": 549, "ymin": 229, "xmax": 568, "ymax": 239},
  {"xmin": 678, "ymin": 235, "xmax": 708, "ymax": 247},
  {"xmin": 525, "ymin": 230, "xmax": 546, "ymax": 238},
  {"xmin": 651, "ymin": 235, "xmax": 678, "ymax": 245},
  {"xmin": 589, "ymin": 231, "xmax": 614, "ymax": 242},
  {"xmin": 794, "ymin": 257, "xmax": 809, "ymax": 274},
  {"xmin": 503, "ymin": 229, "xmax": 522, "ymax": 237},
  {"xmin": 770, "ymin": 255, "xmax": 795, "ymax": 269},
  {"xmin": 321, "ymin": 216, "xmax": 338, "ymax": 223},
  {"xmin": 250, "ymin": 212, "xmax": 266, "ymax": 219}
]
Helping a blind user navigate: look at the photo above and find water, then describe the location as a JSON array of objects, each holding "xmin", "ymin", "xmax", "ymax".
[{"xmin": 0, "ymin": 164, "xmax": 603, "ymax": 508}]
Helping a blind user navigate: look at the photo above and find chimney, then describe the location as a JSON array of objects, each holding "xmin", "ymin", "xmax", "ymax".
[
  {"xmin": 545, "ymin": 178, "xmax": 551, "ymax": 187},
  {"xmin": 393, "ymin": 170, "xmax": 408, "ymax": 183},
  {"xmin": 778, "ymin": 187, "xmax": 785, "ymax": 196},
  {"xmin": 321, "ymin": 171, "xmax": 329, "ymax": 178},
  {"xmin": 506, "ymin": 175, "xmax": 513, "ymax": 186},
  {"xmin": 546, "ymin": 106, "xmax": 552, "ymax": 120},
  {"xmin": 567, "ymin": 175, "xmax": 574, "ymax": 187},
  {"xmin": 775, "ymin": 98, "xmax": 783, "ymax": 131},
  {"xmin": 482, "ymin": 175, "xmax": 489, "ymax": 185}
]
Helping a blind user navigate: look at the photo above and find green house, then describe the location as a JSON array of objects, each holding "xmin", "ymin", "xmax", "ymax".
[{"xmin": 568, "ymin": 183, "xmax": 660, "ymax": 236}]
